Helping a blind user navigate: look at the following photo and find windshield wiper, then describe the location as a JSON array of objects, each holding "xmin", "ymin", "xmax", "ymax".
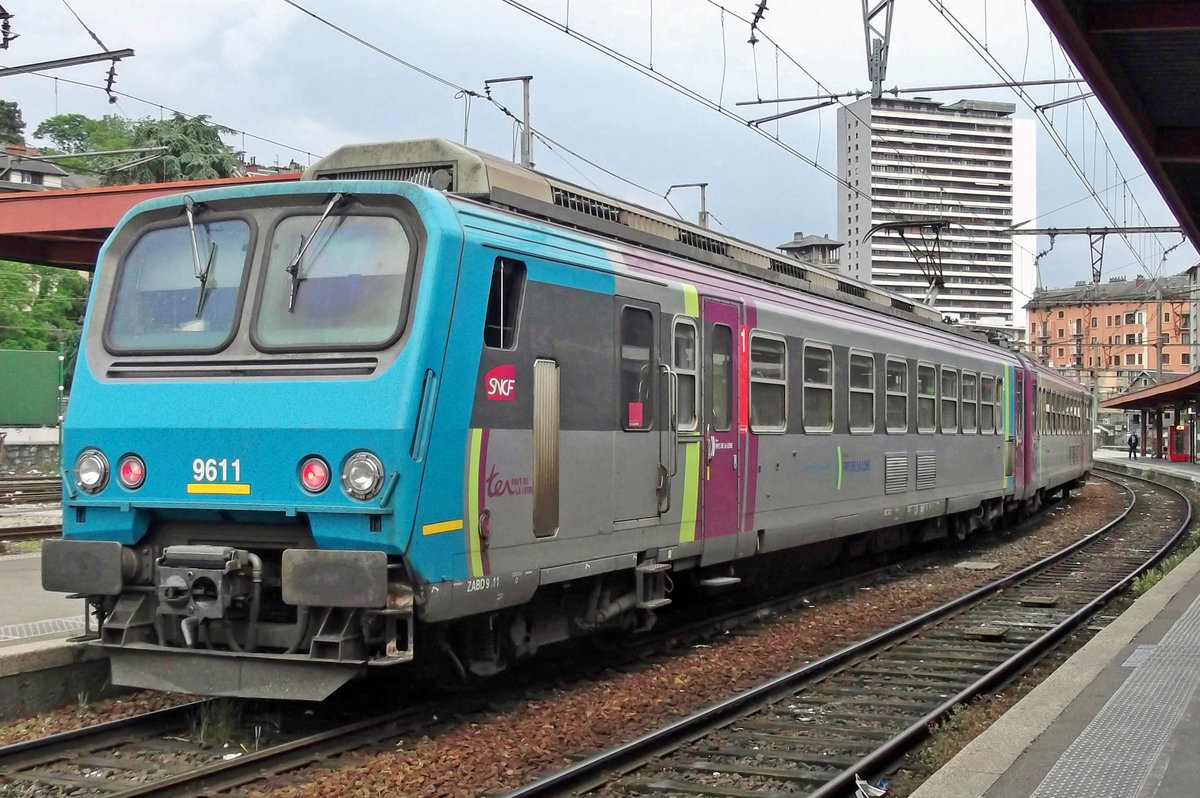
[
  {"xmin": 184, "ymin": 196, "xmax": 219, "ymax": 318},
  {"xmin": 286, "ymin": 192, "xmax": 346, "ymax": 312}
]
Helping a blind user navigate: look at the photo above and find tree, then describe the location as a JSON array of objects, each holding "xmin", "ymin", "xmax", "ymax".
[
  {"xmin": 0, "ymin": 261, "xmax": 90, "ymax": 390},
  {"xmin": 33, "ymin": 113, "xmax": 133, "ymax": 152},
  {"xmin": 118, "ymin": 113, "xmax": 239, "ymax": 184},
  {"xmin": 29, "ymin": 111, "xmax": 240, "ymax": 185},
  {"xmin": 0, "ymin": 100, "xmax": 25, "ymax": 145},
  {"xmin": 32, "ymin": 113, "xmax": 134, "ymax": 175}
]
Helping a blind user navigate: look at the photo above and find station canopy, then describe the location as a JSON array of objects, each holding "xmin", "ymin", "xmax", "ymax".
[
  {"xmin": 1032, "ymin": 0, "xmax": 1200, "ymax": 250},
  {"xmin": 1100, "ymin": 372, "xmax": 1200, "ymax": 411}
]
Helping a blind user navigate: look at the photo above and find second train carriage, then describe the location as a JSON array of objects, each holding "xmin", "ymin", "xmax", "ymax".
[{"xmin": 43, "ymin": 139, "xmax": 1092, "ymax": 699}]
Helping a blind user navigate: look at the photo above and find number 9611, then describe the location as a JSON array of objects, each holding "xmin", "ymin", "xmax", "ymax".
[{"xmin": 192, "ymin": 457, "xmax": 242, "ymax": 483}]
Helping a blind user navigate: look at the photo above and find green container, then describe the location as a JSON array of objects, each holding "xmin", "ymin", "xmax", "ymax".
[{"xmin": 0, "ymin": 350, "xmax": 60, "ymax": 426}]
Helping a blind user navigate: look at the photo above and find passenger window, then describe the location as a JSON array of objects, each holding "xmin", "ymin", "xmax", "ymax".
[
  {"xmin": 917, "ymin": 364, "xmax": 936, "ymax": 433},
  {"xmin": 849, "ymin": 351, "xmax": 874, "ymax": 433},
  {"xmin": 619, "ymin": 307, "xmax": 655, "ymax": 431},
  {"xmin": 484, "ymin": 258, "xmax": 525, "ymax": 349},
  {"xmin": 673, "ymin": 319, "xmax": 699, "ymax": 432},
  {"xmin": 941, "ymin": 368, "xmax": 959, "ymax": 433},
  {"xmin": 961, "ymin": 372, "xmax": 978, "ymax": 433},
  {"xmin": 980, "ymin": 375, "xmax": 995, "ymax": 434},
  {"xmin": 711, "ymin": 324, "xmax": 733, "ymax": 431},
  {"xmin": 803, "ymin": 344, "xmax": 834, "ymax": 433},
  {"xmin": 885, "ymin": 358, "xmax": 907, "ymax": 433},
  {"xmin": 749, "ymin": 334, "xmax": 786, "ymax": 432},
  {"xmin": 997, "ymin": 377, "xmax": 1006, "ymax": 435}
]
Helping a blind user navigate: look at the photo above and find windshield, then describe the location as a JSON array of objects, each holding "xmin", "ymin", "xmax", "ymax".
[
  {"xmin": 106, "ymin": 219, "xmax": 251, "ymax": 351},
  {"xmin": 255, "ymin": 214, "xmax": 413, "ymax": 349}
]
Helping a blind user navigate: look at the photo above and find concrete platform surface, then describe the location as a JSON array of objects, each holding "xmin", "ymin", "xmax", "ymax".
[
  {"xmin": 0, "ymin": 549, "xmax": 82, "ymax": 648},
  {"xmin": 911, "ymin": 452, "xmax": 1200, "ymax": 798}
]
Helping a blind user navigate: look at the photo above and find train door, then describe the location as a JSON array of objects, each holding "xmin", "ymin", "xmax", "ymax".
[
  {"xmin": 1011, "ymin": 371, "xmax": 1025, "ymax": 495},
  {"xmin": 700, "ymin": 297, "xmax": 743, "ymax": 562},
  {"xmin": 613, "ymin": 300, "xmax": 665, "ymax": 524},
  {"xmin": 1023, "ymin": 370, "xmax": 1039, "ymax": 495}
]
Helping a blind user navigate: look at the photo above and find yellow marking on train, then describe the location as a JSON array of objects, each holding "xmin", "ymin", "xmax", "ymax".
[
  {"xmin": 678, "ymin": 440, "xmax": 701, "ymax": 544},
  {"xmin": 187, "ymin": 483, "xmax": 251, "ymax": 495},
  {"xmin": 682, "ymin": 283, "xmax": 699, "ymax": 317},
  {"xmin": 423, "ymin": 518, "xmax": 464, "ymax": 536},
  {"xmin": 466, "ymin": 428, "xmax": 485, "ymax": 578}
]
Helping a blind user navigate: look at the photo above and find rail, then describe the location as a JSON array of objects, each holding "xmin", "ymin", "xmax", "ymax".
[{"xmin": 502, "ymin": 470, "xmax": 1191, "ymax": 797}]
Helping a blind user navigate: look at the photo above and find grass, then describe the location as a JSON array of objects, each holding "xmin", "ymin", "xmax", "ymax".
[
  {"xmin": 916, "ymin": 697, "xmax": 1017, "ymax": 768},
  {"xmin": 1131, "ymin": 527, "xmax": 1200, "ymax": 597},
  {"xmin": 0, "ymin": 540, "xmax": 44, "ymax": 555},
  {"xmin": 1132, "ymin": 550, "xmax": 1189, "ymax": 596},
  {"xmin": 189, "ymin": 699, "xmax": 244, "ymax": 748}
]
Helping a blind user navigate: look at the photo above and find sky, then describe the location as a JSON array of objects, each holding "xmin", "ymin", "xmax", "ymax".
[{"xmin": 1, "ymin": 0, "xmax": 1195, "ymax": 295}]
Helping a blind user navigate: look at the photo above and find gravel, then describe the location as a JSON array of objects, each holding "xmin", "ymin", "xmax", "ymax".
[
  {"xmin": 0, "ymin": 482, "xmax": 1124, "ymax": 796},
  {"xmin": 245, "ymin": 481, "xmax": 1125, "ymax": 798}
]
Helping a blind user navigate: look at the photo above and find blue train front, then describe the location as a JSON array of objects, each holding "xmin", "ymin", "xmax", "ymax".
[{"xmin": 42, "ymin": 148, "xmax": 498, "ymax": 699}]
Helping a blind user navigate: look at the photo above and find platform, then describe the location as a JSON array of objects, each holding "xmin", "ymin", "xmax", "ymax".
[
  {"xmin": 911, "ymin": 450, "xmax": 1200, "ymax": 798},
  {"xmin": 0, "ymin": 506, "xmax": 81, "ymax": 648}
]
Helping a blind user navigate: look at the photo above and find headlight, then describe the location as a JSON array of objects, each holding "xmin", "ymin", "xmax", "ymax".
[
  {"xmin": 74, "ymin": 448, "xmax": 110, "ymax": 494},
  {"xmin": 117, "ymin": 454, "xmax": 146, "ymax": 490},
  {"xmin": 341, "ymin": 451, "xmax": 384, "ymax": 500}
]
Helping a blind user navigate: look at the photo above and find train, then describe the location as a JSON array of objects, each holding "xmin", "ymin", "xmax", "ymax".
[{"xmin": 42, "ymin": 139, "xmax": 1092, "ymax": 700}]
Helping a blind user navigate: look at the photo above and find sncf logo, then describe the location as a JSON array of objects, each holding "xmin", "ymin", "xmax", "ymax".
[{"xmin": 485, "ymin": 364, "xmax": 516, "ymax": 401}]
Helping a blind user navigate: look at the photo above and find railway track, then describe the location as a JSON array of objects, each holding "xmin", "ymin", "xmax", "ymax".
[
  {"xmin": 0, "ymin": 524, "xmax": 61, "ymax": 543},
  {"xmin": 0, "ymin": 478, "xmax": 60, "ymax": 506},
  {"xmin": 0, "ymin": 471, "xmax": 1176, "ymax": 798},
  {"xmin": 502, "ymin": 468, "xmax": 1192, "ymax": 798},
  {"xmin": 0, "ymin": 690, "xmax": 479, "ymax": 798}
]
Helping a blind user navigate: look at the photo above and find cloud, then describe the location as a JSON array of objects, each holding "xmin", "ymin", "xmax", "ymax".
[{"xmin": 0, "ymin": 0, "xmax": 1192, "ymax": 284}]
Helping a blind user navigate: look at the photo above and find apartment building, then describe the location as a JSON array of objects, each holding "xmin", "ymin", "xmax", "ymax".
[
  {"xmin": 837, "ymin": 97, "xmax": 1036, "ymax": 337},
  {"xmin": 1025, "ymin": 274, "xmax": 1190, "ymax": 400}
]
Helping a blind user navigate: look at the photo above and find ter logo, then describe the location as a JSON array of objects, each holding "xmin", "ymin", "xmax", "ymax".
[{"xmin": 485, "ymin": 364, "xmax": 516, "ymax": 401}]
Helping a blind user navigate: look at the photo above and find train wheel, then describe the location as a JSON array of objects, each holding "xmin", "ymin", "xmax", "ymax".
[{"xmin": 950, "ymin": 516, "xmax": 970, "ymax": 543}]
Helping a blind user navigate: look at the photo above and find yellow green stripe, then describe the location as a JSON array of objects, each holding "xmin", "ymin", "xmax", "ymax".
[
  {"xmin": 186, "ymin": 483, "xmax": 250, "ymax": 495},
  {"xmin": 836, "ymin": 446, "xmax": 843, "ymax": 491},
  {"xmin": 682, "ymin": 283, "xmax": 699, "ymax": 317},
  {"xmin": 466, "ymin": 428, "xmax": 485, "ymax": 578},
  {"xmin": 678, "ymin": 441, "xmax": 701, "ymax": 543}
]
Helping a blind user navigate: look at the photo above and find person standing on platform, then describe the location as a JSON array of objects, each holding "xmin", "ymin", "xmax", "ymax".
[{"xmin": 1128, "ymin": 431, "xmax": 1139, "ymax": 460}]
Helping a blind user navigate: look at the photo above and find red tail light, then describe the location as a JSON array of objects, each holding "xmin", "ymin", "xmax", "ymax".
[
  {"xmin": 300, "ymin": 456, "xmax": 330, "ymax": 493},
  {"xmin": 117, "ymin": 454, "xmax": 145, "ymax": 489}
]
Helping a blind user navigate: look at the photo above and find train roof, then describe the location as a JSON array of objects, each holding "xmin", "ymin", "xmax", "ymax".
[{"xmin": 305, "ymin": 138, "xmax": 995, "ymax": 342}]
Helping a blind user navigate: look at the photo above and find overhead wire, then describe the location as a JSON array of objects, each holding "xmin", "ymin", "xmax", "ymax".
[
  {"xmin": 59, "ymin": 0, "xmax": 108, "ymax": 50},
  {"xmin": 276, "ymin": 0, "xmax": 726, "ymax": 223},
  {"xmin": 8, "ymin": 69, "xmax": 320, "ymax": 164},
  {"xmin": 492, "ymin": 0, "xmax": 864, "ymax": 197},
  {"xmin": 928, "ymin": 0, "xmax": 1170, "ymax": 277}
]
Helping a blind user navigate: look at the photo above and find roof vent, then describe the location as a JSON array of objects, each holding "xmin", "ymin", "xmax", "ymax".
[
  {"xmin": 770, "ymin": 258, "xmax": 808, "ymax": 282},
  {"xmin": 679, "ymin": 228, "xmax": 729, "ymax": 256},
  {"xmin": 838, "ymin": 280, "xmax": 868, "ymax": 299},
  {"xmin": 552, "ymin": 186, "xmax": 621, "ymax": 223},
  {"xmin": 316, "ymin": 163, "xmax": 455, "ymax": 187}
]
